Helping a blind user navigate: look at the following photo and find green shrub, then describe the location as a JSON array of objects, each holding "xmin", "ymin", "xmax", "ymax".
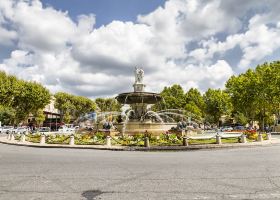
[{"xmin": 47, "ymin": 134, "xmax": 70, "ymax": 144}]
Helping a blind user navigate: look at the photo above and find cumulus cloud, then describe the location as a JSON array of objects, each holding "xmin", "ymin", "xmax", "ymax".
[{"xmin": 0, "ymin": 0, "xmax": 280, "ymax": 98}]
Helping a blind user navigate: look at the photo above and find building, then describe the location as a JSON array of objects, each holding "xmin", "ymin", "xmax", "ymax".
[{"xmin": 28, "ymin": 97, "xmax": 62, "ymax": 130}]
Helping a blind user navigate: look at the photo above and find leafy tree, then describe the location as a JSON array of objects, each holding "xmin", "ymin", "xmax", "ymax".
[
  {"xmin": 185, "ymin": 88, "xmax": 205, "ymax": 120},
  {"xmin": 226, "ymin": 69, "xmax": 257, "ymax": 123},
  {"xmin": 34, "ymin": 109, "xmax": 46, "ymax": 127},
  {"xmin": 0, "ymin": 106, "xmax": 16, "ymax": 125},
  {"xmin": 54, "ymin": 92, "xmax": 96, "ymax": 123},
  {"xmin": 155, "ymin": 84, "xmax": 186, "ymax": 110},
  {"xmin": 0, "ymin": 71, "xmax": 51, "ymax": 124},
  {"xmin": 185, "ymin": 102, "xmax": 202, "ymax": 121},
  {"xmin": 0, "ymin": 72, "xmax": 24, "ymax": 108},
  {"xmin": 233, "ymin": 112, "xmax": 248, "ymax": 126},
  {"xmin": 73, "ymin": 96, "xmax": 97, "ymax": 118},
  {"xmin": 63, "ymin": 111, "xmax": 71, "ymax": 124},
  {"xmin": 12, "ymin": 81, "xmax": 51, "ymax": 124},
  {"xmin": 203, "ymin": 89, "xmax": 232, "ymax": 126},
  {"xmin": 226, "ymin": 61, "xmax": 280, "ymax": 130},
  {"xmin": 95, "ymin": 98, "xmax": 121, "ymax": 112}
]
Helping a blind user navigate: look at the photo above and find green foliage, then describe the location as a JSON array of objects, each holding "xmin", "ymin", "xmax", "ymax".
[
  {"xmin": 159, "ymin": 84, "xmax": 186, "ymax": 110},
  {"xmin": 184, "ymin": 88, "xmax": 205, "ymax": 120},
  {"xmin": 63, "ymin": 112, "xmax": 71, "ymax": 124},
  {"xmin": 243, "ymin": 131, "xmax": 258, "ymax": 140},
  {"xmin": 95, "ymin": 98, "xmax": 121, "ymax": 112},
  {"xmin": 47, "ymin": 134, "xmax": 70, "ymax": 144},
  {"xmin": 0, "ymin": 71, "xmax": 51, "ymax": 124},
  {"xmin": 26, "ymin": 133, "xmax": 41, "ymax": 143},
  {"xmin": 233, "ymin": 112, "xmax": 248, "ymax": 126},
  {"xmin": 34, "ymin": 109, "xmax": 45, "ymax": 127},
  {"xmin": 0, "ymin": 105, "xmax": 16, "ymax": 125},
  {"xmin": 203, "ymin": 89, "xmax": 232, "ymax": 125},
  {"xmin": 23, "ymin": 132, "xmax": 260, "ymax": 146},
  {"xmin": 54, "ymin": 92, "xmax": 96, "ymax": 123},
  {"xmin": 226, "ymin": 61, "xmax": 280, "ymax": 130},
  {"xmin": 94, "ymin": 132, "xmax": 106, "ymax": 140}
]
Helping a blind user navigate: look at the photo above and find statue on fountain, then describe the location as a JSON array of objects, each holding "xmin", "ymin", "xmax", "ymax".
[
  {"xmin": 133, "ymin": 67, "xmax": 145, "ymax": 92},
  {"xmin": 135, "ymin": 67, "xmax": 144, "ymax": 83}
]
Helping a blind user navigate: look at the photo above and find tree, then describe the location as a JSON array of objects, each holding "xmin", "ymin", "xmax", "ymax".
[
  {"xmin": 226, "ymin": 69, "xmax": 257, "ymax": 124},
  {"xmin": 54, "ymin": 92, "xmax": 97, "ymax": 123},
  {"xmin": 233, "ymin": 112, "xmax": 248, "ymax": 126},
  {"xmin": 0, "ymin": 106, "xmax": 16, "ymax": 125},
  {"xmin": 154, "ymin": 84, "xmax": 186, "ymax": 111},
  {"xmin": 95, "ymin": 98, "xmax": 121, "ymax": 112},
  {"xmin": 63, "ymin": 111, "xmax": 71, "ymax": 124},
  {"xmin": 73, "ymin": 96, "xmax": 97, "ymax": 118},
  {"xmin": 12, "ymin": 81, "xmax": 51, "ymax": 124},
  {"xmin": 203, "ymin": 89, "xmax": 232, "ymax": 126},
  {"xmin": 34, "ymin": 109, "xmax": 45, "ymax": 127},
  {"xmin": 185, "ymin": 102, "xmax": 202, "ymax": 121},
  {"xmin": 0, "ymin": 71, "xmax": 51, "ymax": 124},
  {"xmin": 226, "ymin": 61, "xmax": 280, "ymax": 130},
  {"xmin": 185, "ymin": 88, "xmax": 205, "ymax": 120}
]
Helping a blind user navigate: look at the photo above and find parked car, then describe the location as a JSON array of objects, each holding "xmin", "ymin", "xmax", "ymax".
[
  {"xmin": 15, "ymin": 127, "xmax": 30, "ymax": 134},
  {"xmin": 220, "ymin": 126, "xmax": 233, "ymax": 132},
  {"xmin": 38, "ymin": 127, "xmax": 51, "ymax": 133},
  {"xmin": 0, "ymin": 126, "xmax": 14, "ymax": 134},
  {"xmin": 232, "ymin": 126, "xmax": 245, "ymax": 131},
  {"xmin": 58, "ymin": 125, "xmax": 79, "ymax": 133}
]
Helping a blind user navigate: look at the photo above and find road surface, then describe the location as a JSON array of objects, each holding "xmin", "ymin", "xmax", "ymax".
[{"xmin": 1, "ymin": 141, "xmax": 280, "ymax": 199}]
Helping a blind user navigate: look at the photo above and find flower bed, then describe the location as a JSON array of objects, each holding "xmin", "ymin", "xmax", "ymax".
[{"xmin": 13, "ymin": 131, "xmax": 268, "ymax": 146}]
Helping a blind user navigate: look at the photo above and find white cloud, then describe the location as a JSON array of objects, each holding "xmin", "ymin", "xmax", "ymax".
[
  {"xmin": 0, "ymin": 0, "xmax": 280, "ymax": 98},
  {"xmin": 11, "ymin": 0, "xmax": 76, "ymax": 52}
]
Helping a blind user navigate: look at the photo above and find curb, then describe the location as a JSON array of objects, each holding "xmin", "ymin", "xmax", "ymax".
[{"xmin": 0, "ymin": 137, "xmax": 279, "ymax": 151}]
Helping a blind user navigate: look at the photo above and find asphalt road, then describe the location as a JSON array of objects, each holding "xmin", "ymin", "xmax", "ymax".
[{"xmin": 1, "ymin": 141, "xmax": 280, "ymax": 199}]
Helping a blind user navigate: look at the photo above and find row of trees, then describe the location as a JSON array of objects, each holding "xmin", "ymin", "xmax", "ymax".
[
  {"xmin": 1, "ymin": 61, "xmax": 279, "ymax": 128},
  {"xmin": 0, "ymin": 70, "xmax": 121, "ymax": 126},
  {"xmin": 153, "ymin": 61, "xmax": 280, "ymax": 129},
  {"xmin": 54, "ymin": 92, "xmax": 97, "ymax": 124},
  {"xmin": 226, "ymin": 61, "xmax": 280, "ymax": 129},
  {"xmin": 53, "ymin": 93, "xmax": 121, "ymax": 123},
  {"xmin": 153, "ymin": 85, "xmax": 231, "ymax": 125},
  {"xmin": 0, "ymin": 71, "xmax": 51, "ymax": 125}
]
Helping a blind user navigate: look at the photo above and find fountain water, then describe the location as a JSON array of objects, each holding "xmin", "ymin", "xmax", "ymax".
[
  {"xmin": 115, "ymin": 67, "xmax": 176, "ymax": 135},
  {"xmin": 78, "ymin": 68, "xmax": 201, "ymax": 136}
]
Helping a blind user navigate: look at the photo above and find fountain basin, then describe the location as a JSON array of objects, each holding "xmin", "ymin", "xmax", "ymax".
[{"xmin": 116, "ymin": 92, "xmax": 162, "ymax": 104}]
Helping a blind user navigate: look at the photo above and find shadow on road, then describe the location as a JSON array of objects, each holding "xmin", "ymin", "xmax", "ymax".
[{"xmin": 81, "ymin": 190, "xmax": 103, "ymax": 200}]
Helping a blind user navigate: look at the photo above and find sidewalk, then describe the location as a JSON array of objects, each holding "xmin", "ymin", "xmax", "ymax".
[{"xmin": 0, "ymin": 135, "xmax": 279, "ymax": 151}]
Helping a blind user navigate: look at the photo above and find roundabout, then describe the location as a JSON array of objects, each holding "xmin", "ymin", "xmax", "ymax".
[
  {"xmin": 1, "ymin": 137, "xmax": 280, "ymax": 200},
  {"xmin": 0, "ymin": 132, "xmax": 279, "ymax": 151}
]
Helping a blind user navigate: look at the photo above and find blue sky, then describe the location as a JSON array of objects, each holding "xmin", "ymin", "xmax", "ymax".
[
  {"xmin": 0, "ymin": 0, "xmax": 280, "ymax": 98},
  {"xmin": 42, "ymin": 0, "xmax": 166, "ymax": 27}
]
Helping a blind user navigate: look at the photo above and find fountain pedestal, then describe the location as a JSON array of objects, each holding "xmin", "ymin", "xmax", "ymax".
[{"xmin": 115, "ymin": 67, "xmax": 177, "ymax": 136}]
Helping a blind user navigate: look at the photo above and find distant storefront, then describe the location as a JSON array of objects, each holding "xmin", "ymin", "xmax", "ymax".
[{"xmin": 28, "ymin": 97, "xmax": 62, "ymax": 130}]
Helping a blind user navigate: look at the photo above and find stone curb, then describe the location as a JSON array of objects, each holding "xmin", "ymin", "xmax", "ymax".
[{"xmin": 0, "ymin": 136, "xmax": 279, "ymax": 151}]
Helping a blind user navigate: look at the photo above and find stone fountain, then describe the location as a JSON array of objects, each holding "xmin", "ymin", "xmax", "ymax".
[{"xmin": 115, "ymin": 67, "xmax": 176, "ymax": 135}]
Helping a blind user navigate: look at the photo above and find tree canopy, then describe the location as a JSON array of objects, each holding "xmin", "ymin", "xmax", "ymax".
[
  {"xmin": 54, "ymin": 92, "xmax": 96, "ymax": 123},
  {"xmin": 203, "ymin": 88, "xmax": 232, "ymax": 125},
  {"xmin": 226, "ymin": 61, "xmax": 280, "ymax": 129},
  {"xmin": 0, "ymin": 71, "xmax": 51, "ymax": 125},
  {"xmin": 95, "ymin": 98, "xmax": 121, "ymax": 112}
]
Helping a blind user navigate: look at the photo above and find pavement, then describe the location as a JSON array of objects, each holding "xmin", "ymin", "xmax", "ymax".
[
  {"xmin": 1, "ymin": 135, "xmax": 280, "ymax": 199},
  {"xmin": 0, "ymin": 134, "xmax": 279, "ymax": 151}
]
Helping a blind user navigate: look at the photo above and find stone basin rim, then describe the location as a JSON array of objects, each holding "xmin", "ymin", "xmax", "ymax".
[{"xmin": 116, "ymin": 92, "xmax": 162, "ymax": 104}]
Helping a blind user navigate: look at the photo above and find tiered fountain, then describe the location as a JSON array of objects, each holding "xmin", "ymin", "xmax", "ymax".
[{"xmin": 115, "ymin": 67, "xmax": 176, "ymax": 135}]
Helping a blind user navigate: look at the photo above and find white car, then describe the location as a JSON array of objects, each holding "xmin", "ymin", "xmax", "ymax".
[
  {"xmin": 16, "ymin": 127, "xmax": 29, "ymax": 134},
  {"xmin": 38, "ymin": 127, "xmax": 51, "ymax": 133},
  {"xmin": 58, "ymin": 126, "xmax": 79, "ymax": 133},
  {"xmin": 220, "ymin": 126, "xmax": 233, "ymax": 132},
  {"xmin": 0, "ymin": 126, "xmax": 14, "ymax": 134}
]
